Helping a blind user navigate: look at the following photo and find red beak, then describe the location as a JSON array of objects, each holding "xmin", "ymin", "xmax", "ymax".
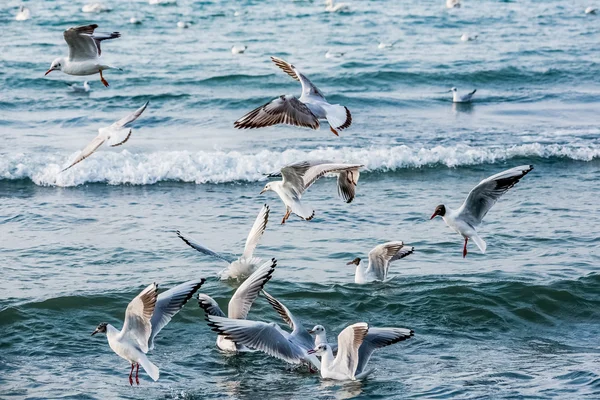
[
  {"xmin": 307, "ymin": 349, "xmax": 316, "ymax": 355},
  {"xmin": 45, "ymin": 69, "xmax": 53, "ymax": 76},
  {"xmin": 430, "ymin": 212, "xmax": 438, "ymax": 220}
]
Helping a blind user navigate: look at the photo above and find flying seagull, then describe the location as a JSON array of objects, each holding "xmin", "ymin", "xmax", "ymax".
[{"xmin": 346, "ymin": 241, "xmax": 414, "ymax": 284}]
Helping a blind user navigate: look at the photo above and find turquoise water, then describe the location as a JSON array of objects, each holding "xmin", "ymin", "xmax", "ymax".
[{"xmin": 1, "ymin": 0, "xmax": 600, "ymax": 398}]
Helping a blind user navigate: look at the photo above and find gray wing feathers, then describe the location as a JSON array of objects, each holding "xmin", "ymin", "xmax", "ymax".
[
  {"xmin": 228, "ymin": 258, "xmax": 277, "ymax": 319},
  {"xmin": 355, "ymin": 327, "xmax": 414, "ymax": 375},
  {"xmin": 175, "ymin": 230, "xmax": 235, "ymax": 263},
  {"xmin": 198, "ymin": 294, "xmax": 227, "ymax": 318}
]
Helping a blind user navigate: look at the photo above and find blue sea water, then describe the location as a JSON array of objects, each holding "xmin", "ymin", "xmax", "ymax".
[{"xmin": 1, "ymin": 0, "xmax": 600, "ymax": 398}]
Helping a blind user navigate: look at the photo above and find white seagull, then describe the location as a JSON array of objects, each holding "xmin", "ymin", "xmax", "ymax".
[
  {"xmin": 449, "ymin": 87, "xmax": 476, "ymax": 103},
  {"xmin": 81, "ymin": 3, "xmax": 112, "ymax": 13},
  {"xmin": 346, "ymin": 241, "xmax": 415, "ymax": 284},
  {"xmin": 15, "ymin": 5, "xmax": 31, "ymax": 21},
  {"xmin": 205, "ymin": 291, "xmax": 320, "ymax": 371},
  {"xmin": 261, "ymin": 160, "xmax": 363, "ymax": 224},
  {"xmin": 430, "ymin": 165, "xmax": 533, "ymax": 258},
  {"xmin": 65, "ymin": 80, "xmax": 91, "ymax": 93},
  {"xmin": 446, "ymin": 0, "xmax": 461, "ymax": 8},
  {"xmin": 325, "ymin": 0, "xmax": 349, "ymax": 12},
  {"xmin": 129, "ymin": 17, "xmax": 142, "ymax": 25},
  {"xmin": 198, "ymin": 259, "xmax": 277, "ymax": 352},
  {"xmin": 585, "ymin": 7, "xmax": 597, "ymax": 14},
  {"xmin": 61, "ymin": 102, "xmax": 148, "ymax": 172},
  {"xmin": 461, "ymin": 33, "xmax": 478, "ymax": 42},
  {"xmin": 176, "ymin": 205, "xmax": 270, "ymax": 280},
  {"xmin": 91, "ymin": 279, "xmax": 205, "ymax": 385},
  {"xmin": 45, "ymin": 24, "xmax": 121, "ymax": 88},
  {"xmin": 231, "ymin": 45, "xmax": 247, "ymax": 54},
  {"xmin": 234, "ymin": 56, "xmax": 352, "ymax": 136}
]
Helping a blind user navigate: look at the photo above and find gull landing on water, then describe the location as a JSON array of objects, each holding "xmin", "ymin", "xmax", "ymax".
[
  {"xmin": 176, "ymin": 205, "xmax": 270, "ymax": 280},
  {"xmin": 198, "ymin": 259, "xmax": 277, "ymax": 352},
  {"xmin": 91, "ymin": 280, "xmax": 205, "ymax": 385},
  {"xmin": 234, "ymin": 57, "xmax": 352, "ymax": 136},
  {"xmin": 430, "ymin": 165, "xmax": 533, "ymax": 258},
  {"xmin": 450, "ymin": 87, "xmax": 476, "ymax": 103},
  {"xmin": 261, "ymin": 160, "xmax": 363, "ymax": 224},
  {"xmin": 45, "ymin": 24, "xmax": 121, "ymax": 87},
  {"xmin": 346, "ymin": 241, "xmax": 415, "ymax": 284},
  {"xmin": 61, "ymin": 102, "xmax": 148, "ymax": 172}
]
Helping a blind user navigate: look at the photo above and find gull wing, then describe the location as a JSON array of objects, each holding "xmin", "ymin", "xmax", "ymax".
[
  {"xmin": 242, "ymin": 204, "xmax": 269, "ymax": 260},
  {"xmin": 366, "ymin": 241, "xmax": 406, "ymax": 281},
  {"xmin": 228, "ymin": 258, "xmax": 277, "ymax": 319},
  {"xmin": 175, "ymin": 230, "xmax": 234, "ymax": 264},
  {"xmin": 234, "ymin": 95, "xmax": 319, "ymax": 130},
  {"xmin": 332, "ymin": 322, "xmax": 369, "ymax": 378},
  {"xmin": 120, "ymin": 283, "xmax": 158, "ymax": 353},
  {"xmin": 262, "ymin": 290, "xmax": 314, "ymax": 350},
  {"xmin": 355, "ymin": 327, "xmax": 414, "ymax": 376}
]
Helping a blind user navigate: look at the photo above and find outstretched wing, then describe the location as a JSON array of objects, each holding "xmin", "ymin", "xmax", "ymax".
[
  {"xmin": 64, "ymin": 24, "xmax": 120, "ymax": 61},
  {"xmin": 175, "ymin": 230, "xmax": 234, "ymax": 264},
  {"xmin": 355, "ymin": 327, "xmax": 414, "ymax": 375},
  {"xmin": 367, "ymin": 241, "xmax": 406, "ymax": 281},
  {"xmin": 121, "ymin": 283, "xmax": 158, "ymax": 353},
  {"xmin": 262, "ymin": 290, "xmax": 314, "ymax": 350},
  {"xmin": 234, "ymin": 95, "xmax": 319, "ymax": 130},
  {"xmin": 228, "ymin": 258, "xmax": 277, "ymax": 319},
  {"xmin": 270, "ymin": 56, "xmax": 325, "ymax": 99},
  {"xmin": 332, "ymin": 323, "xmax": 369, "ymax": 378},
  {"xmin": 61, "ymin": 134, "xmax": 106, "ymax": 172},
  {"xmin": 242, "ymin": 205, "xmax": 269, "ymax": 260}
]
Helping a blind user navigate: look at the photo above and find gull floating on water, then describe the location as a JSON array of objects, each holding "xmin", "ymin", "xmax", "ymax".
[
  {"xmin": 91, "ymin": 279, "xmax": 205, "ymax": 385},
  {"xmin": 15, "ymin": 5, "xmax": 31, "ymax": 21},
  {"xmin": 45, "ymin": 24, "xmax": 121, "ymax": 87},
  {"xmin": 325, "ymin": 0, "xmax": 349, "ymax": 12},
  {"xmin": 65, "ymin": 80, "xmax": 91, "ymax": 93},
  {"xmin": 307, "ymin": 324, "xmax": 414, "ymax": 379},
  {"xmin": 346, "ymin": 241, "xmax": 414, "ymax": 284},
  {"xmin": 129, "ymin": 17, "xmax": 142, "ymax": 25},
  {"xmin": 176, "ymin": 205, "xmax": 270, "ymax": 279},
  {"xmin": 430, "ymin": 165, "xmax": 533, "ymax": 257},
  {"xmin": 261, "ymin": 160, "xmax": 363, "ymax": 223},
  {"xmin": 198, "ymin": 259, "xmax": 277, "ymax": 351},
  {"xmin": 378, "ymin": 42, "xmax": 394, "ymax": 49},
  {"xmin": 61, "ymin": 102, "xmax": 148, "ymax": 172},
  {"xmin": 325, "ymin": 50, "xmax": 345, "ymax": 59},
  {"xmin": 449, "ymin": 87, "xmax": 476, "ymax": 103},
  {"xmin": 446, "ymin": 0, "xmax": 461, "ymax": 8},
  {"xmin": 461, "ymin": 33, "xmax": 478, "ymax": 42},
  {"xmin": 149, "ymin": 0, "xmax": 177, "ymax": 4},
  {"xmin": 82, "ymin": 3, "xmax": 111, "ymax": 13},
  {"xmin": 234, "ymin": 56, "xmax": 352, "ymax": 136},
  {"xmin": 585, "ymin": 7, "xmax": 597, "ymax": 14},
  {"xmin": 177, "ymin": 21, "xmax": 190, "ymax": 29},
  {"xmin": 231, "ymin": 45, "xmax": 247, "ymax": 54},
  {"xmin": 205, "ymin": 291, "xmax": 320, "ymax": 371}
]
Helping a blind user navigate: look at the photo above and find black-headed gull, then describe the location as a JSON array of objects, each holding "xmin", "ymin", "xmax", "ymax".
[
  {"xmin": 449, "ymin": 87, "xmax": 476, "ymax": 103},
  {"xmin": 91, "ymin": 279, "xmax": 204, "ymax": 385},
  {"xmin": 261, "ymin": 160, "xmax": 363, "ymax": 224},
  {"xmin": 61, "ymin": 102, "xmax": 148, "ymax": 172},
  {"xmin": 234, "ymin": 57, "xmax": 352, "ymax": 136},
  {"xmin": 307, "ymin": 323, "xmax": 413, "ymax": 380},
  {"xmin": 446, "ymin": 0, "xmax": 461, "ymax": 8},
  {"xmin": 15, "ymin": 5, "xmax": 31, "ymax": 21},
  {"xmin": 45, "ymin": 24, "xmax": 121, "ymax": 88},
  {"xmin": 205, "ymin": 291, "xmax": 320, "ymax": 371},
  {"xmin": 198, "ymin": 258, "xmax": 277, "ymax": 352},
  {"xmin": 346, "ymin": 241, "xmax": 414, "ymax": 284},
  {"xmin": 430, "ymin": 165, "xmax": 533, "ymax": 258},
  {"xmin": 176, "ymin": 204, "xmax": 270, "ymax": 279}
]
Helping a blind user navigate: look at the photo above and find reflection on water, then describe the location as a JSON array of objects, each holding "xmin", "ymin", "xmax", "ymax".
[{"xmin": 452, "ymin": 102, "xmax": 475, "ymax": 114}]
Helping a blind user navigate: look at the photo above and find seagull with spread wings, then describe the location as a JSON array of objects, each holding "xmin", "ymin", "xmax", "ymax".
[
  {"xmin": 234, "ymin": 57, "xmax": 352, "ymax": 136},
  {"xmin": 261, "ymin": 160, "xmax": 363, "ymax": 224},
  {"xmin": 91, "ymin": 279, "xmax": 205, "ymax": 385},
  {"xmin": 45, "ymin": 24, "xmax": 121, "ymax": 87},
  {"xmin": 61, "ymin": 102, "xmax": 148, "ymax": 172},
  {"xmin": 346, "ymin": 241, "xmax": 415, "ymax": 284},
  {"xmin": 430, "ymin": 165, "xmax": 533, "ymax": 257}
]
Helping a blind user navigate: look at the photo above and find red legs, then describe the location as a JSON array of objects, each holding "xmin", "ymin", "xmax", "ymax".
[
  {"xmin": 281, "ymin": 208, "xmax": 291, "ymax": 225},
  {"xmin": 463, "ymin": 237, "xmax": 469, "ymax": 258},
  {"xmin": 330, "ymin": 126, "xmax": 339, "ymax": 136},
  {"xmin": 129, "ymin": 364, "xmax": 134, "ymax": 386},
  {"xmin": 99, "ymin": 70, "xmax": 109, "ymax": 87},
  {"xmin": 308, "ymin": 364, "xmax": 316, "ymax": 374},
  {"xmin": 135, "ymin": 363, "xmax": 140, "ymax": 385}
]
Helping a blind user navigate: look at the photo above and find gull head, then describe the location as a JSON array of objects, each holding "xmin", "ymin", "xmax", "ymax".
[
  {"xmin": 308, "ymin": 324, "xmax": 325, "ymax": 335},
  {"xmin": 259, "ymin": 182, "xmax": 273, "ymax": 195},
  {"xmin": 46, "ymin": 58, "xmax": 65, "ymax": 75},
  {"xmin": 308, "ymin": 343, "xmax": 329, "ymax": 356},
  {"xmin": 346, "ymin": 257, "xmax": 361, "ymax": 266},
  {"xmin": 91, "ymin": 322, "xmax": 108, "ymax": 336},
  {"xmin": 449, "ymin": 87, "xmax": 458, "ymax": 93},
  {"xmin": 430, "ymin": 204, "xmax": 446, "ymax": 220}
]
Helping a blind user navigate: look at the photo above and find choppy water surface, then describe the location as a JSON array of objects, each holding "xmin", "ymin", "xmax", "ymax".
[{"xmin": 1, "ymin": 0, "xmax": 600, "ymax": 398}]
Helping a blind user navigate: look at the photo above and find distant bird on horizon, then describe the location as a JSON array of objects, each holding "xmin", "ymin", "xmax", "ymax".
[
  {"xmin": 449, "ymin": 87, "xmax": 476, "ymax": 103},
  {"xmin": 45, "ymin": 24, "xmax": 121, "ymax": 87},
  {"xmin": 430, "ymin": 165, "xmax": 533, "ymax": 257},
  {"xmin": 446, "ymin": 0, "xmax": 461, "ymax": 8},
  {"xmin": 346, "ymin": 241, "xmax": 415, "ymax": 284},
  {"xmin": 15, "ymin": 5, "xmax": 31, "ymax": 21},
  {"xmin": 234, "ymin": 56, "xmax": 352, "ymax": 136}
]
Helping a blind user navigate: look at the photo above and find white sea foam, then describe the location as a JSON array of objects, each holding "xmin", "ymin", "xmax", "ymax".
[{"xmin": 1, "ymin": 144, "xmax": 598, "ymax": 187}]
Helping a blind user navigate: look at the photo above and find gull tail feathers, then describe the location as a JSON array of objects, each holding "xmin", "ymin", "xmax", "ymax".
[
  {"xmin": 322, "ymin": 104, "xmax": 352, "ymax": 133},
  {"xmin": 471, "ymin": 234, "xmax": 486, "ymax": 254},
  {"xmin": 138, "ymin": 354, "xmax": 159, "ymax": 381},
  {"xmin": 291, "ymin": 201, "xmax": 315, "ymax": 221}
]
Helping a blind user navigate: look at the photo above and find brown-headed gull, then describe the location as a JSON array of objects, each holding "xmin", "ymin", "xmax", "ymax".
[
  {"xmin": 176, "ymin": 204, "xmax": 270, "ymax": 279},
  {"xmin": 45, "ymin": 24, "xmax": 121, "ymax": 87},
  {"xmin": 91, "ymin": 279, "xmax": 205, "ymax": 385},
  {"xmin": 450, "ymin": 87, "xmax": 476, "ymax": 103},
  {"xmin": 204, "ymin": 290, "xmax": 320, "ymax": 371},
  {"xmin": 234, "ymin": 57, "xmax": 352, "ymax": 136},
  {"xmin": 346, "ymin": 241, "xmax": 414, "ymax": 284},
  {"xmin": 61, "ymin": 102, "xmax": 148, "ymax": 172},
  {"xmin": 15, "ymin": 5, "xmax": 31, "ymax": 21},
  {"xmin": 198, "ymin": 258, "xmax": 277, "ymax": 352},
  {"xmin": 430, "ymin": 165, "xmax": 533, "ymax": 258},
  {"xmin": 261, "ymin": 160, "xmax": 363, "ymax": 224}
]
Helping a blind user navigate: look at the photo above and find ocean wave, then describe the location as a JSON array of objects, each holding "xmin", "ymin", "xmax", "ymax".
[{"xmin": 1, "ymin": 143, "xmax": 599, "ymax": 187}]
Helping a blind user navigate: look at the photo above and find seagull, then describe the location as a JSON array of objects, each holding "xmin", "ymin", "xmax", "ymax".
[
  {"xmin": 205, "ymin": 290, "xmax": 320, "ymax": 371},
  {"xmin": 176, "ymin": 205, "xmax": 270, "ymax": 280},
  {"xmin": 129, "ymin": 17, "xmax": 142, "ymax": 25},
  {"xmin": 231, "ymin": 45, "xmax": 247, "ymax": 54},
  {"xmin": 325, "ymin": 0, "xmax": 349, "ymax": 12},
  {"xmin": 81, "ymin": 3, "xmax": 112, "ymax": 13},
  {"xmin": 430, "ymin": 165, "xmax": 533, "ymax": 258},
  {"xmin": 307, "ymin": 323, "xmax": 414, "ymax": 380},
  {"xmin": 585, "ymin": 7, "xmax": 597, "ymax": 14},
  {"xmin": 61, "ymin": 102, "xmax": 148, "ymax": 172},
  {"xmin": 325, "ymin": 50, "xmax": 345, "ymax": 59},
  {"xmin": 91, "ymin": 279, "xmax": 205, "ymax": 385},
  {"xmin": 346, "ymin": 241, "xmax": 415, "ymax": 284},
  {"xmin": 449, "ymin": 87, "xmax": 476, "ymax": 103},
  {"xmin": 198, "ymin": 259, "xmax": 277, "ymax": 352},
  {"xmin": 377, "ymin": 42, "xmax": 394, "ymax": 49},
  {"xmin": 461, "ymin": 33, "xmax": 478, "ymax": 41},
  {"xmin": 65, "ymin": 80, "xmax": 91, "ymax": 93},
  {"xmin": 260, "ymin": 160, "xmax": 363, "ymax": 224},
  {"xmin": 150, "ymin": 0, "xmax": 177, "ymax": 4},
  {"xmin": 15, "ymin": 5, "xmax": 31, "ymax": 21},
  {"xmin": 45, "ymin": 24, "xmax": 121, "ymax": 88},
  {"xmin": 177, "ymin": 21, "xmax": 190, "ymax": 29},
  {"xmin": 234, "ymin": 56, "xmax": 352, "ymax": 136},
  {"xmin": 446, "ymin": 0, "xmax": 461, "ymax": 8}
]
